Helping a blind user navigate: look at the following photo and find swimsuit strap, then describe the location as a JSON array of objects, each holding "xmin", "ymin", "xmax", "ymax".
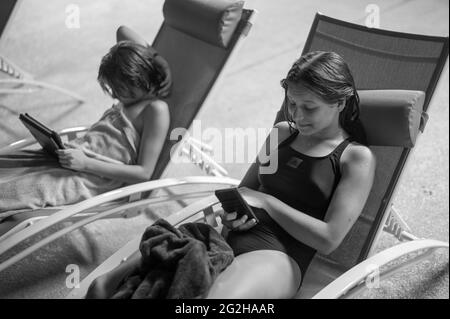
[
  {"xmin": 329, "ymin": 137, "xmax": 354, "ymax": 180},
  {"xmin": 331, "ymin": 137, "xmax": 353, "ymax": 159}
]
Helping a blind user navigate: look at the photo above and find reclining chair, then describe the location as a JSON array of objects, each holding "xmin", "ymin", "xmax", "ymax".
[
  {"xmin": 0, "ymin": 0, "xmax": 257, "ymax": 282},
  {"xmin": 64, "ymin": 13, "xmax": 448, "ymax": 299}
]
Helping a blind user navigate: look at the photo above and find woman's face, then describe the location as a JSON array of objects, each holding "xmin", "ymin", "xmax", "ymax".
[
  {"xmin": 286, "ymin": 84, "xmax": 342, "ymax": 136},
  {"xmin": 113, "ymin": 86, "xmax": 152, "ymax": 106}
]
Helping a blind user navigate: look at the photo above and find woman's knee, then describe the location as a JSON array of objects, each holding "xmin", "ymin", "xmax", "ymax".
[
  {"xmin": 85, "ymin": 277, "xmax": 108, "ymax": 299},
  {"xmin": 207, "ymin": 250, "xmax": 301, "ymax": 299}
]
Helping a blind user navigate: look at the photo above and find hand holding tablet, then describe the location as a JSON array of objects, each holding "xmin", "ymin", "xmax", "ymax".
[{"xmin": 19, "ymin": 113, "xmax": 65, "ymax": 157}]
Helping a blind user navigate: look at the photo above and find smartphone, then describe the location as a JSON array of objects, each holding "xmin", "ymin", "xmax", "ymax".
[{"xmin": 215, "ymin": 188, "xmax": 259, "ymax": 223}]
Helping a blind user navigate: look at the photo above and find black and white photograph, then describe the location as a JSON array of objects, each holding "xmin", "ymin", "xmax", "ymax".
[{"xmin": 0, "ymin": 0, "xmax": 448, "ymax": 305}]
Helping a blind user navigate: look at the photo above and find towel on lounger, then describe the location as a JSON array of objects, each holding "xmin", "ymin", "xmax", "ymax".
[
  {"xmin": 0, "ymin": 103, "xmax": 140, "ymax": 216},
  {"xmin": 110, "ymin": 219, "xmax": 234, "ymax": 299}
]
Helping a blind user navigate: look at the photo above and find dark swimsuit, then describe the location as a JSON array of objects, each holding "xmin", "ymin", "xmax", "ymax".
[{"xmin": 226, "ymin": 129, "xmax": 352, "ymax": 285}]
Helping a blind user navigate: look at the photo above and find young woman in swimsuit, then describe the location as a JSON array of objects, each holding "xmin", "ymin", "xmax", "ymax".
[{"xmin": 208, "ymin": 51, "xmax": 376, "ymax": 298}]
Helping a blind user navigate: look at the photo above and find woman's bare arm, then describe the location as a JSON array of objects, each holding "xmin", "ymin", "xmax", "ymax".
[
  {"xmin": 263, "ymin": 144, "xmax": 376, "ymax": 254},
  {"xmin": 228, "ymin": 122, "xmax": 376, "ymax": 254},
  {"xmin": 58, "ymin": 100, "xmax": 169, "ymax": 184},
  {"xmin": 84, "ymin": 100, "xmax": 169, "ymax": 183},
  {"xmin": 116, "ymin": 25, "xmax": 149, "ymax": 47}
]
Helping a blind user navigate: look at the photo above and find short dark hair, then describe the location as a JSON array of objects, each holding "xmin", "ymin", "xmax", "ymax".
[{"xmin": 98, "ymin": 41, "xmax": 163, "ymax": 100}]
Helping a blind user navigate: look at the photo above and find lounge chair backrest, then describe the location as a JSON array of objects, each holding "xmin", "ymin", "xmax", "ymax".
[
  {"xmin": 300, "ymin": 14, "xmax": 448, "ymax": 268},
  {"xmin": 0, "ymin": 0, "xmax": 19, "ymax": 43},
  {"xmin": 242, "ymin": 13, "xmax": 449, "ymax": 270},
  {"xmin": 150, "ymin": 0, "xmax": 254, "ymax": 180}
]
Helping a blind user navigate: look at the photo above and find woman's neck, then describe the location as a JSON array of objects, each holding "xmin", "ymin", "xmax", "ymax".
[
  {"xmin": 119, "ymin": 96, "xmax": 158, "ymax": 109},
  {"xmin": 305, "ymin": 124, "xmax": 347, "ymax": 144}
]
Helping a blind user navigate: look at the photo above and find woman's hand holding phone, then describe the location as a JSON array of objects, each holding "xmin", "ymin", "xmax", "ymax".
[
  {"xmin": 220, "ymin": 211, "xmax": 257, "ymax": 232},
  {"xmin": 217, "ymin": 187, "xmax": 271, "ymax": 232}
]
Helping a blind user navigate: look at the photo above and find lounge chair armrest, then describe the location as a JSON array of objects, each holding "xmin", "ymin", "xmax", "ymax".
[
  {"xmin": 0, "ymin": 126, "xmax": 89, "ymax": 155},
  {"xmin": 67, "ymin": 195, "xmax": 220, "ymax": 299},
  {"xmin": 0, "ymin": 177, "xmax": 238, "ymax": 261},
  {"xmin": 58, "ymin": 126, "xmax": 89, "ymax": 141},
  {"xmin": 0, "ymin": 137, "xmax": 37, "ymax": 155},
  {"xmin": 312, "ymin": 239, "xmax": 449, "ymax": 299}
]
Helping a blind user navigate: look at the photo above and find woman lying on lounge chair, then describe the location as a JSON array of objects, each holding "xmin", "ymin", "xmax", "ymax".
[
  {"xmin": 86, "ymin": 51, "xmax": 376, "ymax": 299},
  {"xmin": 0, "ymin": 26, "xmax": 171, "ymax": 215}
]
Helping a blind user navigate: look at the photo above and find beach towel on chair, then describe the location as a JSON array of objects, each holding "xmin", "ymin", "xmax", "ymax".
[
  {"xmin": 0, "ymin": 104, "xmax": 140, "ymax": 216},
  {"xmin": 110, "ymin": 219, "xmax": 234, "ymax": 299}
]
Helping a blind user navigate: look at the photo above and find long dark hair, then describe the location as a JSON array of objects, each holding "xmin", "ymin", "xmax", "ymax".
[
  {"xmin": 98, "ymin": 41, "xmax": 163, "ymax": 101},
  {"xmin": 281, "ymin": 51, "xmax": 367, "ymax": 145}
]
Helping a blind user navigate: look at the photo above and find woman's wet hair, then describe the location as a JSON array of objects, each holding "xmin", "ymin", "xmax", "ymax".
[
  {"xmin": 98, "ymin": 41, "xmax": 163, "ymax": 101},
  {"xmin": 281, "ymin": 51, "xmax": 367, "ymax": 144}
]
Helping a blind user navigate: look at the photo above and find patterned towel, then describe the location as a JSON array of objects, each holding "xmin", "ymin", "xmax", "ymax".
[{"xmin": 0, "ymin": 104, "xmax": 140, "ymax": 216}]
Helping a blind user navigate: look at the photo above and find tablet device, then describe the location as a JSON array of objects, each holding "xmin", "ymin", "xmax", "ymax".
[
  {"xmin": 215, "ymin": 188, "xmax": 259, "ymax": 223},
  {"xmin": 19, "ymin": 113, "xmax": 65, "ymax": 157}
]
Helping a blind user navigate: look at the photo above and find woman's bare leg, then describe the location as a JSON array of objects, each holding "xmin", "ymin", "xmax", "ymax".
[
  {"xmin": 207, "ymin": 250, "xmax": 301, "ymax": 299},
  {"xmin": 85, "ymin": 251, "xmax": 141, "ymax": 299}
]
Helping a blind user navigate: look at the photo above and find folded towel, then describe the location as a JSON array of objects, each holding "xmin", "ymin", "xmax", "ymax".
[
  {"xmin": 111, "ymin": 219, "xmax": 234, "ymax": 299},
  {"xmin": 0, "ymin": 104, "xmax": 140, "ymax": 215}
]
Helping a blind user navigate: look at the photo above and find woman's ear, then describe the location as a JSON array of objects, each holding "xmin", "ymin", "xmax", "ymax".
[{"xmin": 337, "ymin": 99, "xmax": 346, "ymax": 112}]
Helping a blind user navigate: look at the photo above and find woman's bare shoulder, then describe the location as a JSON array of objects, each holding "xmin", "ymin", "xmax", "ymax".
[
  {"xmin": 341, "ymin": 141, "xmax": 376, "ymax": 172},
  {"xmin": 273, "ymin": 121, "xmax": 293, "ymax": 144},
  {"xmin": 142, "ymin": 99, "xmax": 169, "ymax": 119},
  {"xmin": 129, "ymin": 99, "xmax": 169, "ymax": 135}
]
